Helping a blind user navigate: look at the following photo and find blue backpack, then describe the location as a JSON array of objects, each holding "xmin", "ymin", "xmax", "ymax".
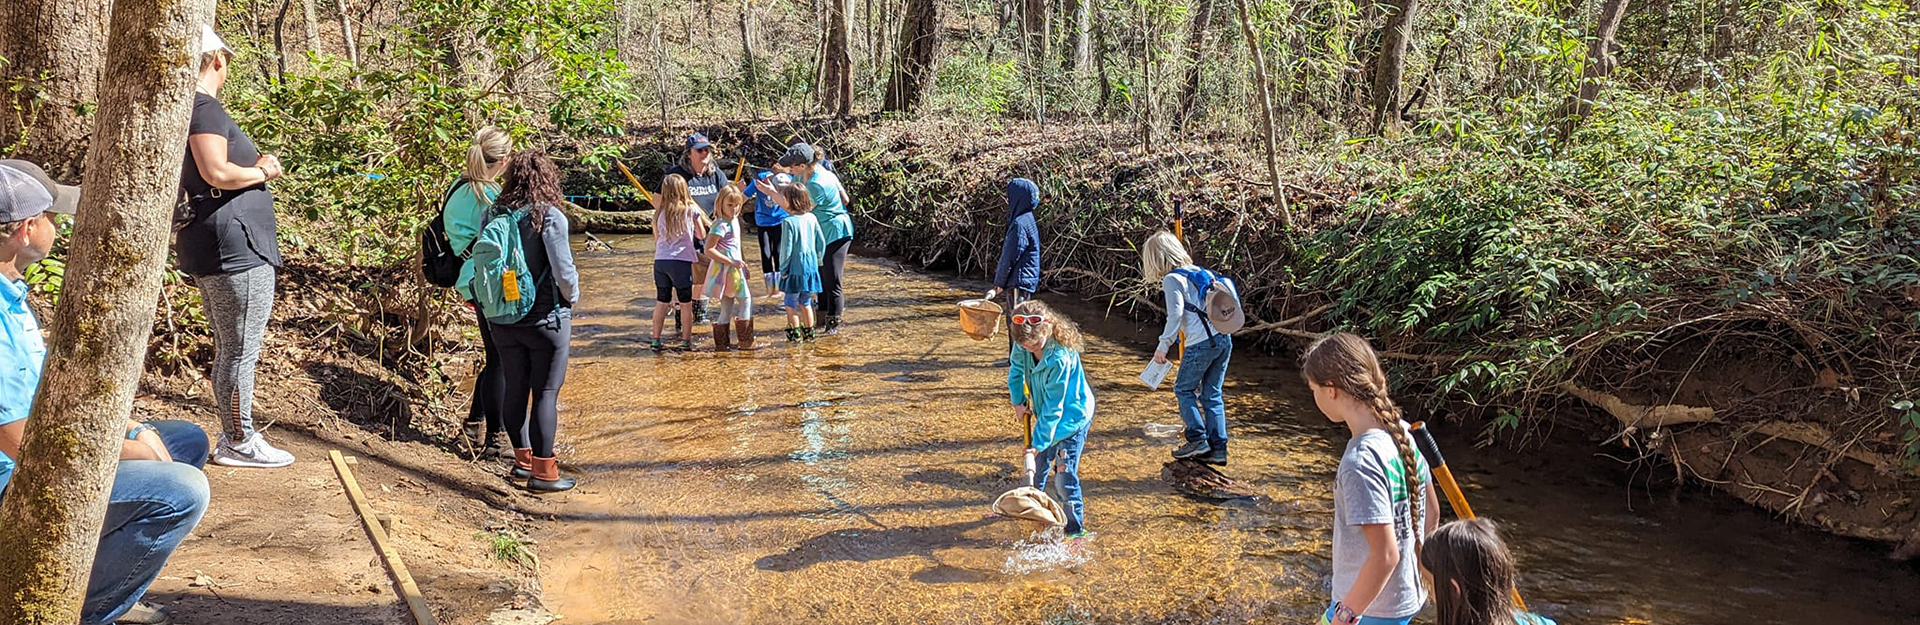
[
  {"xmin": 1170, "ymin": 266, "xmax": 1246, "ymax": 337},
  {"xmin": 467, "ymin": 206, "xmax": 536, "ymax": 324}
]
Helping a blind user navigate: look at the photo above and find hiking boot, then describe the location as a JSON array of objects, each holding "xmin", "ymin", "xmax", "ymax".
[
  {"xmin": 212, "ymin": 432, "xmax": 295, "ymax": 469},
  {"xmin": 528, "ymin": 456, "xmax": 576, "ymax": 493},
  {"xmin": 786, "ymin": 327, "xmax": 801, "ymax": 342},
  {"xmin": 511, "ymin": 448, "xmax": 533, "ymax": 479},
  {"xmin": 114, "ymin": 601, "xmax": 172, "ymax": 625},
  {"xmin": 734, "ymin": 320, "xmax": 756, "ymax": 351},
  {"xmin": 712, "ymin": 324, "xmax": 732, "ymax": 351},
  {"xmin": 1171, "ymin": 439, "xmax": 1211, "ymax": 460},
  {"xmin": 1197, "ymin": 447, "xmax": 1228, "ymax": 466}
]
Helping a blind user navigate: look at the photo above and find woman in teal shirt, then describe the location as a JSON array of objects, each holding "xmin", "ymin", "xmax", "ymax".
[
  {"xmin": 444, "ymin": 126, "xmax": 512, "ymax": 454},
  {"xmin": 776, "ymin": 143, "xmax": 853, "ymax": 333}
]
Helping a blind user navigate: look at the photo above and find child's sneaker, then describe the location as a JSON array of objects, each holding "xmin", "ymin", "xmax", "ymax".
[
  {"xmin": 785, "ymin": 327, "xmax": 801, "ymax": 342},
  {"xmin": 679, "ymin": 339, "xmax": 695, "ymax": 351},
  {"xmin": 802, "ymin": 326, "xmax": 817, "ymax": 342},
  {"xmin": 649, "ymin": 338, "xmax": 665, "ymax": 353}
]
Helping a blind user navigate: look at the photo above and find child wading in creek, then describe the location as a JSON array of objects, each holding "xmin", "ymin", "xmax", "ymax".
[
  {"xmin": 776, "ymin": 185, "xmax": 826, "ymax": 342},
  {"xmin": 1006, "ymin": 299, "xmax": 1095, "ymax": 540},
  {"xmin": 703, "ymin": 186, "xmax": 754, "ymax": 350},
  {"xmin": 1421, "ymin": 518, "xmax": 1558, "ymax": 625},
  {"xmin": 1303, "ymin": 332, "xmax": 1438, "ymax": 625},
  {"xmin": 650, "ymin": 174, "xmax": 707, "ymax": 352}
]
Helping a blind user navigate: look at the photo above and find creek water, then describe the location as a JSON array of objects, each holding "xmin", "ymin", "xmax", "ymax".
[{"xmin": 536, "ymin": 235, "xmax": 1919, "ymax": 624}]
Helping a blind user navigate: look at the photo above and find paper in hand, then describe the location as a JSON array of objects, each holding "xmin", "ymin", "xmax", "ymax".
[{"xmin": 1140, "ymin": 359, "xmax": 1175, "ymax": 390}]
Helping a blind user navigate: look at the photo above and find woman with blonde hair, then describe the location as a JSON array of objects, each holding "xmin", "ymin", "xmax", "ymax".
[
  {"xmin": 444, "ymin": 126, "xmax": 513, "ymax": 455},
  {"xmin": 1140, "ymin": 230, "xmax": 1238, "ymax": 465}
]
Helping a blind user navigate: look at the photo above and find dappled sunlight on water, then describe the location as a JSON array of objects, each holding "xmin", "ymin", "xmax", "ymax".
[{"xmin": 538, "ymin": 235, "xmax": 1920, "ymax": 624}]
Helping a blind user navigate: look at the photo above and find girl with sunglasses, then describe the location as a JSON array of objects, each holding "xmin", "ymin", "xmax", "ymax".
[{"xmin": 1006, "ymin": 299, "xmax": 1095, "ymax": 540}]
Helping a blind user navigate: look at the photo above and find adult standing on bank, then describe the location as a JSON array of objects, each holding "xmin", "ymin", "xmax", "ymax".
[
  {"xmin": 665, "ymin": 133, "xmax": 733, "ymax": 324},
  {"xmin": 985, "ymin": 178, "xmax": 1042, "ymax": 356},
  {"xmin": 177, "ymin": 25, "xmax": 294, "ymax": 469},
  {"xmin": 488, "ymin": 150, "xmax": 579, "ymax": 493},
  {"xmin": 776, "ymin": 143, "xmax": 853, "ymax": 333},
  {"xmin": 444, "ymin": 127, "xmax": 513, "ymax": 455}
]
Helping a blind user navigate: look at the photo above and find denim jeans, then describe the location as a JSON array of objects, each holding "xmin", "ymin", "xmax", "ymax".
[
  {"xmin": 1034, "ymin": 427, "xmax": 1087, "ymax": 535},
  {"xmin": 85, "ymin": 420, "xmax": 211, "ymax": 624},
  {"xmin": 1173, "ymin": 333, "xmax": 1232, "ymax": 449}
]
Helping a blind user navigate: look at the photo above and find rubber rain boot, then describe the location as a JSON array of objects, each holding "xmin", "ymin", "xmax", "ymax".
[
  {"xmin": 511, "ymin": 448, "xmax": 533, "ymax": 480},
  {"xmin": 712, "ymin": 324, "xmax": 732, "ymax": 351},
  {"xmin": 734, "ymin": 319, "xmax": 756, "ymax": 351},
  {"xmin": 529, "ymin": 456, "xmax": 576, "ymax": 493}
]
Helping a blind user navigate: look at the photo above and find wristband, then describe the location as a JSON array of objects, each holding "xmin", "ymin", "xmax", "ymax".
[
  {"xmin": 125, "ymin": 423, "xmax": 155, "ymax": 441},
  {"xmin": 1331, "ymin": 602, "xmax": 1360, "ymax": 625}
]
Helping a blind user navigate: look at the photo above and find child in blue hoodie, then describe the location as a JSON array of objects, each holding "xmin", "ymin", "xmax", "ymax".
[
  {"xmin": 1007, "ymin": 299, "xmax": 1094, "ymax": 539},
  {"xmin": 985, "ymin": 178, "xmax": 1042, "ymax": 355}
]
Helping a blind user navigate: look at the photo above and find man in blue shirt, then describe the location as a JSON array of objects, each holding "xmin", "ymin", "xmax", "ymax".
[{"xmin": 0, "ymin": 159, "xmax": 211, "ymax": 625}]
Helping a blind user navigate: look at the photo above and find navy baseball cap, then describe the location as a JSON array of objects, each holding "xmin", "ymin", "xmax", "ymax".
[{"xmin": 686, "ymin": 133, "xmax": 713, "ymax": 151}]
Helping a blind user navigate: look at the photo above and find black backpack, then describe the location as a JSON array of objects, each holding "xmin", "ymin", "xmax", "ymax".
[{"xmin": 420, "ymin": 180, "xmax": 471, "ymax": 288}]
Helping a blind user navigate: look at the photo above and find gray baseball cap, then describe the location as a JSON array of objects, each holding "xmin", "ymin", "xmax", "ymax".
[
  {"xmin": 777, "ymin": 143, "xmax": 815, "ymax": 167},
  {"xmin": 0, "ymin": 160, "xmax": 78, "ymax": 222}
]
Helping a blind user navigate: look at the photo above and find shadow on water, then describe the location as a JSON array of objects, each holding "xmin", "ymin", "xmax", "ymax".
[{"xmin": 754, "ymin": 518, "xmax": 1000, "ymax": 572}]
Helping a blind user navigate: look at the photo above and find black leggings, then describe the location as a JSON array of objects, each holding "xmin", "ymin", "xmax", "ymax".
[
  {"xmin": 466, "ymin": 305, "xmax": 503, "ymax": 435},
  {"xmin": 820, "ymin": 237, "xmax": 851, "ymax": 317},
  {"xmin": 757, "ymin": 222, "xmax": 782, "ymax": 275},
  {"xmin": 495, "ymin": 315, "xmax": 571, "ymax": 457},
  {"xmin": 654, "ymin": 259, "xmax": 694, "ymax": 303}
]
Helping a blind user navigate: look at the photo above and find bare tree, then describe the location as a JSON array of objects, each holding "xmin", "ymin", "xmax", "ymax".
[
  {"xmin": 1065, "ymin": 0, "xmax": 1091, "ymax": 77},
  {"xmin": 1369, "ymin": 0, "xmax": 1418, "ymax": 131},
  {"xmin": 739, "ymin": 0, "xmax": 763, "ymax": 120},
  {"xmin": 301, "ymin": 0, "xmax": 320, "ymax": 52},
  {"xmin": 0, "ymin": 0, "xmax": 216, "ymax": 621},
  {"xmin": 336, "ymin": 0, "xmax": 360, "ymax": 66},
  {"xmin": 1558, "ymin": 0, "xmax": 1630, "ymax": 142},
  {"xmin": 1231, "ymin": 0, "xmax": 1292, "ymax": 230},
  {"xmin": 822, "ymin": 0, "xmax": 854, "ymax": 117},
  {"xmin": 1175, "ymin": 0, "xmax": 1218, "ymax": 131},
  {"xmin": 1021, "ymin": 0, "xmax": 1050, "ymax": 121},
  {"xmin": 883, "ymin": 0, "xmax": 939, "ymax": 112},
  {"xmin": 0, "ymin": 0, "xmax": 110, "ymax": 183}
]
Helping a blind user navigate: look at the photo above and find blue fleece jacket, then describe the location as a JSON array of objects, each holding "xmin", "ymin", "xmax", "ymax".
[
  {"xmin": 1008, "ymin": 341, "xmax": 1095, "ymax": 453},
  {"xmin": 994, "ymin": 178, "xmax": 1042, "ymax": 293}
]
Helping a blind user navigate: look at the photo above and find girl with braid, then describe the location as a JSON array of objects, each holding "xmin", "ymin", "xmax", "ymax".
[{"xmin": 1302, "ymin": 333, "xmax": 1439, "ymax": 625}]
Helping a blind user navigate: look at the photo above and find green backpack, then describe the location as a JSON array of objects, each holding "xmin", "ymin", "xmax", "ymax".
[{"xmin": 467, "ymin": 206, "xmax": 536, "ymax": 324}]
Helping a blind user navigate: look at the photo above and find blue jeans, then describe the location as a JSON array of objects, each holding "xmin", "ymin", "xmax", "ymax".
[
  {"xmin": 85, "ymin": 420, "xmax": 211, "ymax": 624},
  {"xmin": 1033, "ymin": 427, "xmax": 1087, "ymax": 535},
  {"xmin": 784, "ymin": 291, "xmax": 815, "ymax": 310},
  {"xmin": 1173, "ymin": 333, "xmax": 1232, "ymax": 450}
]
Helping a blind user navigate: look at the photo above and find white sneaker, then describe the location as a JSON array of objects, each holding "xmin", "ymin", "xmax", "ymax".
[{"xmin": 212, "ymin": 432, "xmax": 295, "ymax": 468}]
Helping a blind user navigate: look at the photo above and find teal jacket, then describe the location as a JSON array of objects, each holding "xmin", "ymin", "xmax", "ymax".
[
  {"xmin": 444, "ymin": 180, "xmax": 501, "ymax": 301},
  {"xmin": 1008, "ymin": 341, "xmax": 1095, "ymax": 453}
]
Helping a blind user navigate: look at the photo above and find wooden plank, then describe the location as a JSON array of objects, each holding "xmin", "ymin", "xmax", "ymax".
[{"xmin": 329, "ymin": 450, "xmax": 438, "ymax": 625}]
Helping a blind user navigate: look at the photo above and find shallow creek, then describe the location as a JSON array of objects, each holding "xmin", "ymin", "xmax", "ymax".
[{"xmin": 535, "ymin": 235, "xmax": 1919, "ymax": 624}]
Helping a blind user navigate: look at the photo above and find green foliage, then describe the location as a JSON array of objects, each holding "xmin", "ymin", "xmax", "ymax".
[{"xmin": 480, "ymin": 529, "xmax": 536, "ymax": 568}]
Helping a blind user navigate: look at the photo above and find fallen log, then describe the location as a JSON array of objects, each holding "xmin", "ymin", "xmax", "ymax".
[{"xmin": 559, "ymin": 201, "xmax": 653, "ymax": 234}]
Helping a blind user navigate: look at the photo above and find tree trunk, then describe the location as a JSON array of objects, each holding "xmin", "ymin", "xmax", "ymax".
[
  {"xmin": 1022, "ymin": 0, "xmax": 1050, "ymax": 121},
  {"xmin": 883, "ymin": 0, "xmax": 938, "ymax": 112},
  {"xmin": 1557, "ymin": 0, "xmax": 1630, "ymax": 142},
  {"xmin": 652, "ymin": 18, "xmax": 670, "ymax": 128},
  {"xmin": 301, "ymin": 0, "xmax": 320, "ymax": 52},
  {"xmin": 739, "ymin": 0, "xmax": 763, "ymax": 121},
  {"xmin": 335, "ymin": 0, "xmax": 360, "ymax": 66},
  {"xmin": 273, "ymin": 0, "xmax": 290, "ymax": 78},
  {"xmin": 1094, "ymin": 2, "xmax": 1111, "ymax": 114},
  {"xmin": 1175, "ymin": 0, "xmax": 1217, "ymax": 131},
  {"xmin": 1063, "ymin": 0, "xmax": 1090, "ymax": 75},
  {"xmin": 1230, "ymin": 0, "xmax": 1291, "ymax": 230},
  {"xmin": 0, "ymin": 0, "xmax": 111, "ymax": 184},
  {"xmin": 822, "ymin": 0, "xmax": 854, "ymax": 117},
  {"xmin": 1369, "ymin": 0, "xmax": 1418, "ymax": 132},
  {"xmin": 0, "ymin": 0, "xmax": 214, "ymax": 621}
]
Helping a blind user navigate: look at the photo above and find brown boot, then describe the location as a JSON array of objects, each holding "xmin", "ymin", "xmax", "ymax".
[
  {"xmin": 711, "ymin": 324, "xmax": 732, "ymax": 351},
  {"xmin": 734, "ymin": 319, "xmax": 755, "ymax": 351},
  {"xmin": 528, "ymin": 456, "xmax": 576, "ymax": 493},
  {"xmin": 511, "ymin": 448, "xmax": 533, "ymax": 479}
]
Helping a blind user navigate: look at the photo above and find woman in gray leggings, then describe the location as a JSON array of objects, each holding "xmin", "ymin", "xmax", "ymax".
[{"xmin": 177, "ymin": 28, "xmax": 294, "ymax": 468}]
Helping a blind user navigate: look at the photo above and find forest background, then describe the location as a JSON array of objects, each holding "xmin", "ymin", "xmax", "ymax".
[{"xmin": 2, "ymin": 0, "xmax": 1917, "ymax": 549}]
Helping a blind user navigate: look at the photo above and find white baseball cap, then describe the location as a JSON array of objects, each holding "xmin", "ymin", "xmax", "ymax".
[{"xmin": 199, "ymin": 24, "xmax": 230, "ymax": 57}]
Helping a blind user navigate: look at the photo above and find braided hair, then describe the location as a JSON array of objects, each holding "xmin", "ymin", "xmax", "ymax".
[{"xmin": 1301, "ymin": 333, "xmax": 1427, "ymax": 558}]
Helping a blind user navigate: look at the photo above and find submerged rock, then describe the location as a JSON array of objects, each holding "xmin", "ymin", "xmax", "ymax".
[{"xmin": 1161, "ymin": 460, "xmax": 1260, "ymax": 501}]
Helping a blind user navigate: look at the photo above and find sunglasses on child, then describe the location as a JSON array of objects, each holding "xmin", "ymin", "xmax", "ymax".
[{"xmin": 1011, "ymin": 314, "xmax": 1048, "ymax": 325}]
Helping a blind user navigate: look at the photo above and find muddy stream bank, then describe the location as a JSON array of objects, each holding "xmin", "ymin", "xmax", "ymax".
[{"xmin": 528, "ymin": 235, "xmax": 1918, "ymax": 624}]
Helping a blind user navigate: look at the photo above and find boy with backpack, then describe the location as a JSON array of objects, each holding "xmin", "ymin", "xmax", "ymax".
[{"xmin": 1138, "ymin": 230, "xmax": 1244, "ymax": 465}]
